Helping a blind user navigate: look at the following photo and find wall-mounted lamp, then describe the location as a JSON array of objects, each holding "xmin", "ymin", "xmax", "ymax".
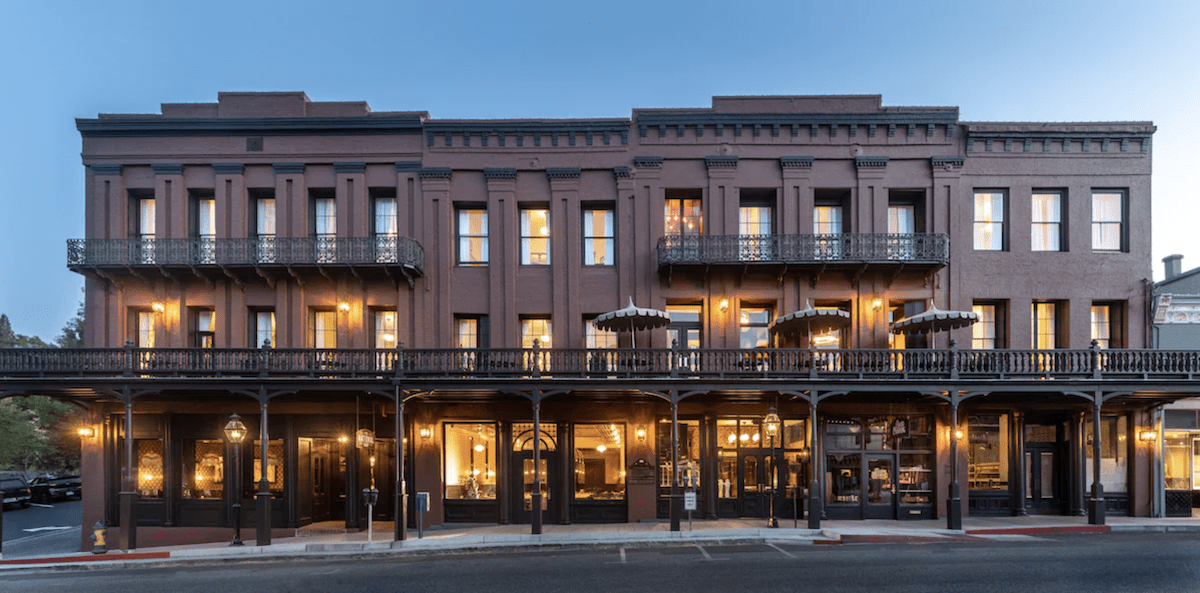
[
  {"xmin": 872, "ymin": 298, "xmax": 883, "ymax": 310},
  {"xmin": 419, "ymin": 426, "xmax": 433, "ymax": 439},
  {"xmin": 719, "ymin": 299, "xmax": 729, "ymax": 312},
  {"xmin": 953, "ymin": 428, "xmax": 965, "ymax": 440},
  {"xmin": 338, "ymin": 302, "xmax": 351, "ymax": 313},
  {"xmin": 1139, "ymin": 430, "xmax": 1159, "ymax": 442},
  {"xmin": 636, "ymin": 428, "xmax": 647, "ymax": 442},
  {"xmin": 77, "ymin": 426, "xmax": 96, "ymax": 438},
  {"xmin": 151, "ymin": 302, "xmax": 165, "ymax": 313},
  {"xmin": 338, "ymin": 435, "xmax": 349, "ymax": 444}
]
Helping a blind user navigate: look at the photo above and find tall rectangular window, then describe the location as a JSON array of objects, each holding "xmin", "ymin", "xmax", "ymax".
[
  {"xmin": 968, "ymin": 415, "xmax": 1009, "ymax": 491},
  {"xmin": 813, "ymin": 205, "xmax": 842, "ymax": 235},
  {"xmin": 252, "ymin": 310, "xmax": 275, "ymax": 348},
  {"xmin": 313, "ymin": 196, "xmax": 336, "ymax": 263},
  {"xmin": 374, "ymin": 310, "xmax": 397, "ymax": 349},
  {"xmin": 1091, "ymin": 303, "xmax": 1118, "ymax": 349},
  {"xmin": 739, "ymin": 306, "xmax": 772, "ymax": 349},
  {"xmin": 136, "ymin": 311, "xmax": 155, "ymax": 348},
  {"xmin": 520, "ymin": 208, "xmax": 550, "ymax": 265},
  {"xmin": 457, "ymin": 208, "xmax": 488, "ymax": 265},
  {"xmin": 456, "ymin": 317, "xmax": 479, "ymax": 349},
  {"xmin": 313, "ymin": 310, "xmax": 336, "ymax": 349},
  {"xmin": 814, "ymin": 304, "xmax": 849, "ymax": 349},
  {"xmin": 193, "ymin": 195, "xmax": 216, "ymax": 263},
  {"xmin": 373, "ymin": 195, "xmax": 398, "ymax": 263},
  {"xmin": 665, "ymin": 196, "xmax": 702, "ymax": 235},
  {"xmin": 739, "ymin": 191, "xmax": 774, "ymax": 261},
  {"xmin": 444, "ymin": 423, "xmax": 498, "ymax": 500},
  {"xmin": 254, "ymin": 194, "xmax": 276, "ymax": 263},
  {"xmin": 1085, "ymin": 416, "xmax": 1128, "ymax": 493},
  {"xmin": 972, "ymin": 302, "xmax": 1006, "ymax": 349},
  {"xmin": 194, "ymin": 309, "xmax": 215, "ymax": 348},
  {"xmin": 973, "ymin": 190, "xmax": 1006, "ymax": 251},
  {"xmin": 1032, "ymin": 301, "xmax": 1059, "ymax": 350},
  {"xmin": 888, "ymin": 205, "xmax": 915, "ymax": 234},
  {"xmin": 521, "ymin": 317, "xmax": 552, "ymax": 348},
  {"xmin": 574, "ymin": 424, "xmax": 626, "ymax": 501},
  {"xmin": 134, "ymin": 194, "xmax": 156, "ymax": 263},
  {"xmin": 583, "ymin": 208, "xmax": 614, "ymax": 265},
  {"xmin": 584, "ymin": 316, "xmax": 617, "ymax": 349},
  {"xmin": 1031, "ymin": 192, "xmax": 1063, "ymax": 252},
  {"xmin": 1092, "ymin": 191, "xmax": 1125, "ymax": 251}
]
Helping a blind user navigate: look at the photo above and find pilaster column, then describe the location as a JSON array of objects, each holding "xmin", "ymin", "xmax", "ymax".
[
  {"xmin": 630, "ymin": 157, "xmax": 661, "ymax": 310},
  {"xmin": 547, "ymin": 168, "xmax": 581, "ymax": 347},
  {"xmin": 420, "ymin": 168, "xmax": 453, "ymax": 347}
]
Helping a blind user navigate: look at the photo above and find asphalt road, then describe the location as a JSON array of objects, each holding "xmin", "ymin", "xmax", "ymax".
[
  {"xmin": 1, "ymin": 499, "xmax": 81, "ymax": 558},
  {"xmin": 4, "ymin": 531, "xmax": 1200, "ymax": 593}
]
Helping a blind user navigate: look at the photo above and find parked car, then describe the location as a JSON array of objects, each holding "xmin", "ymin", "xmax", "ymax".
[
  {"xmin": 28, "ymin": 475, "xmax": 82, "ymax": 503},
  {"xmin": 1, "ymin": 476, "xmax": 31, "ymax": 509}
]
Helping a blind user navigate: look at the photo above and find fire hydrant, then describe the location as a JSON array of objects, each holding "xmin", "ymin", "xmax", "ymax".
[{"xmin": 90, "ymin": 521, "xmax": 108, "ymax": 554}]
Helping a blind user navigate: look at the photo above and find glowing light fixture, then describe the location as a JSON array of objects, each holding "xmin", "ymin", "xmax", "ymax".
[
  {"xmin": 151, "ymin": 302, "xmax": 165, "ymax": 313},
  {"xmin": 338, "ymin": 302, "xmax": 351, "ymax": 312}
]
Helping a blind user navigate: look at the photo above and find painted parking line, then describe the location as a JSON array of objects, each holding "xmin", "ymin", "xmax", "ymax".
[
  {"xmin": 695, "ymin": 544, "xmax": 713, "ymax": 561},
  {"xmin": 30, "ymin": 503, "xmax": 54, "ymax": 508},
  {"xmin": 22, "ymin": 526, "xmax": 73, "ymax": 533},
  {"xmin": 619, "ymin": 547, "xmax": 627, "ymax": 564},
  {"xmin": 767, "ymin": 542, "xmax": 797, "ymax": 558}
]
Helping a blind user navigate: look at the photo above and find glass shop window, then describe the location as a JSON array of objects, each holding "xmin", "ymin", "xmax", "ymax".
[
  {"xmin": 1164, "ymin": 434, "xmax": 1191, "ymax": 490},
  {"xmin": 658, "ymin": 419, "xmax": 701, "ymax": 489},
  {"xmin": 968, "ymin": 415, "xmax": 1009, "ymax": 491},
  {"xmin": 444, "ymin": 423, "xmax": 497, "ymax": 500},
  {"xmin": 1085, "ymin": 416, "xmax": 1128, "ymax": 493},
  {"xmin": 182, "ymin": 439, "xmax": 224, "ymax": 500},
  {"xmin": 574, "ymin": 424, "xmax": 626, "ymax": 500},
  {"xmin": 252, "ymin": 439, "xmax": 285, "ymax": 497},
  {"xmin": 824, "ymin": 419, "xmax": 863, "ymax": 450},
  {"xmin": 898, "ymin": 453, "xmax": 933, "ymax": 505},
  {"xmin": 136, "ymin": 439, "xmax": 164, "ymax": 498},
  {"xmin": 826, "ymin": 453, "xmax": 862, "ymax": 503}
]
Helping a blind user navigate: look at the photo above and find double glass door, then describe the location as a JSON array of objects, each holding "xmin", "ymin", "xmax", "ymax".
[
  {"xmin": 1025, "ymin": 444, "xmax": 1060, "ymax": 514},
  {"xmin": 511, "ymin": 452, "xmax": 558, "ymax": 524},
  {"xmin": 825, "ymin": 453, "xmax": 897, "ymax": 519},
  {"xmin": 719, "ymin": 450, "xmax": 777, "ymax": 518}
]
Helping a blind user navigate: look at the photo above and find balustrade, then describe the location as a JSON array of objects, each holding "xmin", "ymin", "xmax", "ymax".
[
  {"xmin": 657, "ymin": 233, "xmax": 949, "ymax": 266},
  {"xmin": 67, "ymin": 236, "xmax": 425, "ymax": 272}
]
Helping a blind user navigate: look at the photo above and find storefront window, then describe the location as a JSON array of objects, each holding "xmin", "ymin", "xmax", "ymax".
[
  {"xmin": 1164, "ymin": 434, "xmax": 1191, "ymax": 490},
  {"xmin": 658, "ymin": 419, "xmax": 700, "ymax": 489},
  {"xmin": 137, "ymin": 439, "xmax": 164, "ymax": 498},
  {"xmin": 574, "ymin": 424, "xmax": 626, "ymax": 500},
  {"xmin": 252, "ymin": 439, "xmax": 285, "ymax": 497},
  {"xmin": 968, "ymin": 415, "xmax": 1009, "ymax": 491},
  {"xmin": 899, "ymin": 453, "xmax": 933, "ymax": 504},
  {"xmin": 825, "ymin": 419, "xmax": 863, "ymax": 450},
  {"xmin": 1085, "ymin": 416, "xmax": 1128, "ymax": 493},
  {"xmin": 182, "ymin": 439, "xmax": 224, "ymax": 499},
  {"xmin": 444, "ymin": 423, "xmax": 497, "ymax": 500},
  {"xmin": 826, "ymin": 453, "xmax": 861, "ymax": 503}
]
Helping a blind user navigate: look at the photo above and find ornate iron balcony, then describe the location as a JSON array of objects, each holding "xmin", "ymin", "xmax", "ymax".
[
  {"xmin": 657, "ymin": 233, "xmax": 950, "ymax": 267},
  {"xmin": 67, "ymin": 236, "xmax": 424, "ymax": 274},
  {"xmin": 2, "ymin": 345, "xmax": 1198, "ymax": 381}
]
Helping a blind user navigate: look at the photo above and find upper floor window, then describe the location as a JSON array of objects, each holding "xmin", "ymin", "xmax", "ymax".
[
  {"xmin": 1032, "ymin": 301, "xmax": 1061, "ymax": 349},
  {"xmin": 1092, "ymin": 191, "xmax": 1126, "ymax": 252},
  {"xmin": 813, "ymin": 303, "xmax": 849, "ymax": 349},
  {"xmin": 813, "ymin": 206, "xmax": 842, "ymax": 235},
  {"xmin": 665, "ymin": 194, "xmax": 702, "ymax": 236},
  {"xmin": 739, "ymin": 306, "xmax": 772, "ymax": 349},
  {"xmin": 584, "ymin": 316, "xmax": 618, "ymax": 349},
  {"xmin": 888, "ymin": 205, "xmax": 914, "ymax": 234},
  {"xmin": 457, "ymin": 208, "xmax": 488, "ymax": 266},
  {"xmin": 313, "ymin": 310, "xmax": 336, "ymax": 349},
  {"xmin": 1091, "ymin": 302, "xmax": 1125, "ymax": 348},
  {"xmin": 313, "ymin": 195, "xmax": 336, "ymax": 263},
  {"xmin": 253, "ymin": 192, "xmax": 277, "ymax": 263},
  {"xmin": 521, "ymin": 208, "xmax": 550, "ymax": 265},
  {"xmin": 374, "ymin": 310, "xmax": 397, "ymax": 349},
  {"xmin": 373, "ymin": 193, "xmax": 398, "ymax": 263},
  {"xmin": 666, "ymin": 305, "xmax": 702, "ymax": 350},
  {"xmin": 135, "ymin": 310, "xmax": 155, "ymax": 348},
  {"xmin": 193, "ymin": 309, "xmax": 215, "ymax": 348},
  {"xmin": 456, "ymin": 317, "xmax": 481, "ymax": 349},
  {"xmin": 1031, "ymin": 192, "xmax": 1064, "ymax": 252},
  {"xmin": 192, "ymin": 194, "xmax": 216, "ymax": 263},
  {"xmin": 972, "ymin": 302, "xmax": 1006, "ymax": 349},
  {"xmin": 521, "ymin": 317, "xmax": 552, "ymax": 348},
  {"xmin": 739, "ymin": 190, "xmax": 775, "ymax": 261},
  {"xmin": 132, "ymin": 192, "xmax": 156, "ymax": 264},
  {"xmin": 973, "ymin": 190, "xmax": 1006, "ymax": 251},
  {"xmin": 252, "ymin": 310, "xmax": 275, "ymax": 348},
  {"xmin": 583, "ymin": 207, "xmax": 614, "ymax": 265}
]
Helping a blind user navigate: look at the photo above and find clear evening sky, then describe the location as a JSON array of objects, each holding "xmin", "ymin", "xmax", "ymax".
[{"xmin": 1, "ymin": 0, "xmax": 1196, "ymax": 341}]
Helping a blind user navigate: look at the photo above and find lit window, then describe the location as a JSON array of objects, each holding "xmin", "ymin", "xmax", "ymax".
[
  {"xmin": 1032, "ymin": 302, "xmax": 1058, "ymax": 349},
  {"xmin": 1092, "ymin": 191, "xmax": 1125, "ymax": 251},
  {"xmin": 313, "ymin": 310, "xmax": 337, "ymax": 349},
  {"xmin": 313, "ymin": 196, "xmax": 336, "ymax": 263},
  {"xmin": 445, "ymin": 423, "xmax": 497, "ymax": 500},
  {"xmin": 973, "ymin": 191, "xmax": 1006, "ymax": 251},
  {"xmin": 521, "ymin": 208, "xmax": 550, "ymax": 265},
  {"xmin": 253, "ymin": 310, "xmax": 275, "ymax": 348},
  {"xmin": 583, "ymin": 208, "xmax": 613, "ymax": 265},
  {"xmin": 255, "ymin": 195, "xmax": 276, "ymax": 263},
  {"xmin": 457, "ymin": 208, "xmax": 488, "ymax": 265},
  {"xmin": 195, "ymin": 309, "xmax": 215, "ymax": 348},
  {"xmin": 194, "ymin": 196, "xmax": 216, "ymax": 263},
  {"xmin": 374, "ymin": 196, "xmax": 398, "ymax": 263},
  {"xmin": 573, "ymin": 424, "xmax": 625, "ymax": 500},
  {"xmin": 585, "ymin": 316, "xmax": 617, "ymax": 349},
  {"xmin": 665, "ymin": 197, "xmax": 702, "ymax": 235},
  {"xmin": 1031, "ymin": 192, "xmax": 1063, "ymax": 252},
  {"xmin": 1091, "ymin": 304, "xmax": 1112, "ymax": 349},
  {"xmin": 456, "ymin": 318, "xmax": 479, "ymax": 349},
  {"xmin": 521, "ymin": 318, "xmax": 552, "ymax": 348},
  {"xmin": 374, "ymin": 310, "xmax": 397, "ymax": 349},
  {"xmin": 813, "ymin": 205, "xmax": 842, "ymax": 235},
  {"xmin": 137, "ymin": 311, "xmax": 155, "ymax": 348},
  {"xmin": 739, "ymin": 307, "xmax": 772, "ymax": 349},
  {"xmin": 972, "ymin": 304, "xmax": 998, "ymax": 350}
]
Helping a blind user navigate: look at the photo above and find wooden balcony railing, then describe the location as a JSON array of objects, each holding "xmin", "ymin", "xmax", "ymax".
[
  {"xmin": 657, "ymin": 233, "xmax": 950, "ymax": 267},
  {"xmin": 67, "ymin": 236, "xmax": 424, "ymax": 274},
  {"xmin": 2, "ymin": 345, "xmax": 1199, "ymax": 381}
]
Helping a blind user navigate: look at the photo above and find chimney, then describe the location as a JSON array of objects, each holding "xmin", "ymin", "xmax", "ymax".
[{"xmin": 1163, "ymin": 254, "xmax": 1184, "ymax": 280}]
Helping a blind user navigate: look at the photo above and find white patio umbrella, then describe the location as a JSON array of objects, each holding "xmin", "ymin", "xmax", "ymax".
[
  {"xmin": 769, "ymin": 302, "xmax": 852, "ymax": 347},
  {"xmin": 890, "ymin": 303, "xmax": 979, "ymax": 348},
  {"xmin": 592, "ymin": 297, "xmax": 671, "ymax": 348}
]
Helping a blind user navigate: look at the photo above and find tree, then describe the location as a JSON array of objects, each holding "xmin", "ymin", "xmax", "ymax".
[
  {"xmin": 56, "ymin": 300, "xmax": 85, "ymax": 348},
  {"xmin": 0, "ymin": 313, "xmax": 53, "ymax": 348}
]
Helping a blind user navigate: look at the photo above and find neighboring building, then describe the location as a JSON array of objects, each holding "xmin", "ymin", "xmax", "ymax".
[
  {"xmin": 1152, "ymin": 254, "xmax": 1200, "ymax": 516},
  {"xmin": 0, "ymin": 92, "xmax": 1193, "ymax": 550}
]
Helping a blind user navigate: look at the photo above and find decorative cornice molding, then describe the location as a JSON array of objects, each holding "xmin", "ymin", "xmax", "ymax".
[
  {"xmin": 854, "ymin": 156, "xmax": 889, "ymax": 169},
  {"xmin": 632, "ymin": 156, "xmax": 663, "ymax": 168},
  {"xmin": 613, "ymin": 166, "xmax": 631, "ymax": 178},
  {"xmin": 931, "ymin": 155, "xmax": 965, "ymax": 168},
  {"xmin": 425, "ymin": 120, "xmax": 629, "ymax": 147},
  {"xmin": 273, "ymin": 163, "xmax": 305, "ymax": 174},
  {"xmin": 779, "ymin": 156, "xmax": 815, "ymax": 169},
  {"xmin": 419, "ymin": 167, "xmax": 453, "ymax": 180},
  {"xmin": 394, "ymin": 161, "xmax": 422, "ymax": 172},
  {"xmin": 212, "ymin": 163, "xmax": 245, "ymax": 175},
  {"xmin": 546, "ymin": 167, "xmax": 581, "ymax": 180},
  {"xmin": 90, "ymin": 164, "xmax": 123, "ymax": 176},
  {"xmin": 151, "ymin": 163, "xmax": 184, "ymax": 175},
  {"xmin": 704, "ymin": 155, "xmax": 738, "ymax": 169},
  {"xmin": 484, "ymin": 167, "xmax": 517, "ymax": 180},
  {"xmin": 636, "ymin": 110, "xmax": 958, "ymax": 129},
  {"xmin": 76, "ymin": 115, "xmax": 425, "ymax": 138},
  {"xmin": 333, "ymin": 161, "xmax": 366, "ymax": 174}
]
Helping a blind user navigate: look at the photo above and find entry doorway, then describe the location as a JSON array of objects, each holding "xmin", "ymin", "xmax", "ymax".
[
  {"xmin": 825, "ymin": 453, "xmax": 898, "ymax": 520},
  {"xmin": 298, "ymin": 437, "xmax": 347, "ymax": 524},
  {"xmin": 718, "ymin": 450, "xmax": 778, "ymax": 518},
  {"xmin": 1026, "ymin": 444, "xmax": 1061, "ymax": 514},
  {"xmin": 511, "ymin": 451, "xmax": 559, "ymax": 524},
  {"xmin": 864, "ymin": 454, "xmax": 896, "ymax": 519}
]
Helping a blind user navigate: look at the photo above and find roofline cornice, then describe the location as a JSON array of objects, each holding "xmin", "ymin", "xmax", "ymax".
[{"xmin": 76, "ymin": 115, "xmax": 425, "ymax": 138}]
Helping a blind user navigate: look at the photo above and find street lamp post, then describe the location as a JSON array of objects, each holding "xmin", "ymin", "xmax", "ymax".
[
  {"xmin": 223, "ymin": 413, "xmax": 247, "ymax": 546},
  {"xmin": 763, "ymin": 407, "xmax": 781, "ymax": 529}
]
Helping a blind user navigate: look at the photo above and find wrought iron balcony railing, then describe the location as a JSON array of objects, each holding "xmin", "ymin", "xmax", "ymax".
[
  {"xmin": 67, "ymin": 236, "xmax": 424, "ymax": 274},
  {"xmin": 657, "ymin": 233, "xmax": 950, "ymax": 267},
  {"xmin": 2, "ymin": 345, "xmax": 1198, "ymax": 381}
]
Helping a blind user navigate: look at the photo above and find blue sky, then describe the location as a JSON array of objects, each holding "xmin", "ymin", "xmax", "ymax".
[{"xmin": 1, "ymin": 0, "xmax": 1197, "ymax": 340}]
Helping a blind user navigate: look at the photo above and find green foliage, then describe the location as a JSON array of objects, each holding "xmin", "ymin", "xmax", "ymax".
[
  {"xmin": 0, "ymin": 314, "xmax": 53, "ymax": 348},
  {"xmin": 56, "ymin": 300, "xmax": 85, "ymax": 348}
]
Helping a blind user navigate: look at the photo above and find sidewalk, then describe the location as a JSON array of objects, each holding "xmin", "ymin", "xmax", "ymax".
[{"xmin": 4, "ymin": 515, "xmax": 1200, "ymax": 571}]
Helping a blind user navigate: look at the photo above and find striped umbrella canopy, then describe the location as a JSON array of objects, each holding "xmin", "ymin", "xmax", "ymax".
[
  {"xmin": 593, "ymin": 297, "xmax": 671, "ymax": 348},
  {"xmin": 890, "ymin": 304, "xmax": 978, "ymax": 348},
  {"xmin": 769, "ymin": 304, "xmax": 852, "ymax": 344}
]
